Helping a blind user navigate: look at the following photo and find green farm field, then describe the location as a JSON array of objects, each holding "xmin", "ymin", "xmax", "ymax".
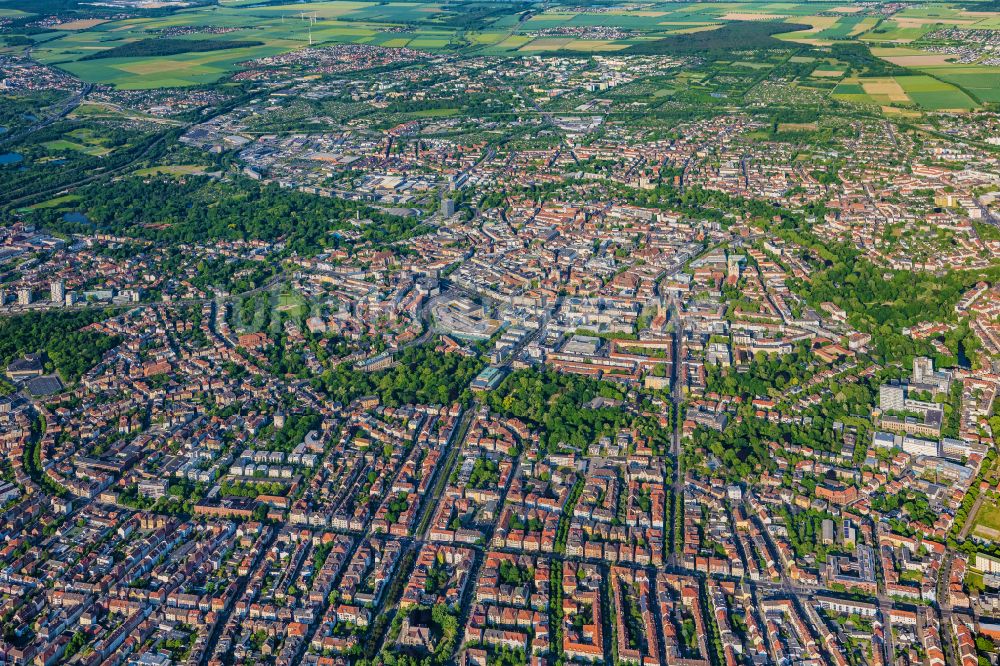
[{"xmin": 5, "ymin": 0, "xmax": 1000, "ymax": 97}]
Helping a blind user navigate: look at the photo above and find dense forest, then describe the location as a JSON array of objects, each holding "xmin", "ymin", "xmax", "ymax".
[
  {"xmin": 485, "ymin": 368, "xmax": 672, "ymax": 453},
  {"xmin": 312, "ymin": 345, "xmax": 484, "ymax": 407},
  {"xmin": 3, "ymin": 126, "xmax": 181, "ymax": 206},
  {"xmin": 34, "ymin": 176, "xmax": 425, "ymax": 256},
  {"xmin": 81, "ymin": 38, "xmax": 263, "ymax": 61},
  {"xmin": 0, "ymin": 121, "xmax": 144, "ymax": 196},
  {"xmin": 627, "ymin": 21, "xmax": 808, "ymax": 55},
  {"xmin": 431, "ymin": 1, "xmax": 532, "ymax": 28},
  {"xmin": 706, "ymin": 344, "xmax": 816, "ymax": 397},
  {"xmin": 0, "ymin": 310, "xmax": 119, "ymax": 383},
  {"xmin": 785, "ymin": 234, "xmax": 998, "ymax": 365},
  {"xmin": 685, "ymin": 418, "xmax": 780, "ymax": 481},
  {"xmin": 0, "ymin": 91, "xmax": 64, "ymax": 133},
  {"xmin": 827, "ymin": 42, "xmax": 909, "ymax": 77}
]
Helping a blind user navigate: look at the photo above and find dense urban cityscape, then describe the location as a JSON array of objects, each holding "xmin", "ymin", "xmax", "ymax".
[{"xmin": 1, "ymin": 1, "xmax": 1000, "ymax": 666}]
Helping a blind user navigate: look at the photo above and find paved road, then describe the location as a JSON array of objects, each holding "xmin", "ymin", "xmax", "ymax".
[
  {"xmin": 4, "ymin": 127, "xmax": 184, "ymax": 208},
  {"xmin": 973, "ymin": 196, "xmax": 1000, "ymax": 228},
  {"xmin": 398, "ymin": 286, "xmax": 463, "ymax": 351},
  {"xmin": 667, "ymin": 299, "xmax": 684, "ymax": 567},
  {"xmin": 414, "ymin": 406, "xmax": 475, "ymax": 540},
  {"xmin": 0, "ymin": 79, "xmax": 92, "ymax": 149}
]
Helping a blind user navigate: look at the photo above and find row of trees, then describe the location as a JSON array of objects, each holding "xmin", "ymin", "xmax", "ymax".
[{"xmin": 219, "ymin": 480, "xmax": 287, "ymax": 499}]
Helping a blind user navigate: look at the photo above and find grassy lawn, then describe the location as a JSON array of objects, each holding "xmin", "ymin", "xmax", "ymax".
[
  {"xmin": 27, "ymin": 194, "xmax": 81, "ymax": 210},
  {"xmin": 134, "ymin": 164, "xmax": 212, "ymax": 177},
  {"xmin": 973, "ymin": 494, "xmax": 1000, "ymax": 534},
  {"xmin": 43, "ymin": 139, "xmax": 111, "ymax": 156},
  {"xmin": 277, "ymin": 291, "xmax": 308, "ymax": 318}
]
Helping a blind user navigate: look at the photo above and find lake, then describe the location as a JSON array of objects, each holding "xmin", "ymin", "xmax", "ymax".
[{"xmin": 62, "ymin": 212, "xmax": 92, "ymax": 224}]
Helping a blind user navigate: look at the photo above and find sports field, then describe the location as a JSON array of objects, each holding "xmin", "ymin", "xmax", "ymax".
[{"xmin": 972, "ymin": 494, "xmax": 1000, "ymax": 541}]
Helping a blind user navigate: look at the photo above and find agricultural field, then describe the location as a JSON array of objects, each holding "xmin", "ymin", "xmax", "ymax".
[
  {"xmin": 1, "ymin": 0, "xmax": 999, "ymax": 105},
  {"xmin": 830, "ymin": 72, "xmax": 976, "ymax": 110},
  {"xmin": 920, "ymin": 66, "xmax": 1000, "ymax": 103},
  {"xmin": 897, "ymin": 73, "xmax": 977, "ymax": 109},
  {"xmin": 0, "ymin": 0, "xmax": 1000, "ymax": 116}
]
